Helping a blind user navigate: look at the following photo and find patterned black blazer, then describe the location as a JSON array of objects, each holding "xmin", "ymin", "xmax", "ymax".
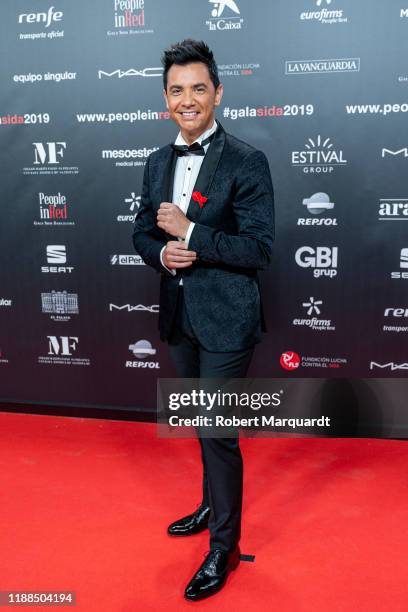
[{"xmin": 132, "ymin": 121, "xmax": 275, "ymax": 351}]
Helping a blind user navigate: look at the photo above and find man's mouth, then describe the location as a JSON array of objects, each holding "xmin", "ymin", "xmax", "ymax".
[{"xmin": 179, "ymin": 111, "xmax": 199, "ymax": 118}]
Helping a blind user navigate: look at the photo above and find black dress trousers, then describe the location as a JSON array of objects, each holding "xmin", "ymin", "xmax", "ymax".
[{"xmin": 167, "ymin": 285, "xmax": 254, "ymax": 553}]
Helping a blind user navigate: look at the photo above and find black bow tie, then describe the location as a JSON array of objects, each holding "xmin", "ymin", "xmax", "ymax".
[{"xmin": 171, "ymin": 132, "xmax": 215, "ymax": 157}]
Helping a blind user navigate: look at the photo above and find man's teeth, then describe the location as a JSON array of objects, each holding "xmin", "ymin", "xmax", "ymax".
[{"xmin": 182, "ymin": 112, "xmax": 198, "ymax": 116}]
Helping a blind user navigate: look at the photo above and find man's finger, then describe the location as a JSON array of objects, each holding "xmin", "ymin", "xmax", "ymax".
[
  {"xmin": 166, "ymin": 251, "xmax": 196, "ymax": 261},
  {"xmin": 157, "ymin": 210, "xmax": 172, "ymax": 219},
  {"xmin": 168, "ymin": 254, "xmax": 196, "ymax": 262},
  {"xmin": 167, "ymin": 246, "xmax": 197, "ymax": 257},
  {"xmin": 167, "ymin": 240, "xmax": 188, "ymax": 249},
  {"xmin": 167, "ymin": 261, "xmax": 193, "ymax": 269}
]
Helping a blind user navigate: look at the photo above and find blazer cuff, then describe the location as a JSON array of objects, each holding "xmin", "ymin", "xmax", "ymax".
[
  {"xmin": 184, "ymin": 222, "xmax": 195, "ymax": 248},
  {"xmin": 160, "ymin": 245, "xmax": 176, "ymax": 276}
]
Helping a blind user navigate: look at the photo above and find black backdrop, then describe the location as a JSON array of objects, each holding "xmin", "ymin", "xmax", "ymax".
[{"xmin": 1, "ymin": 1, "xmax": 407, "ymax": 433}]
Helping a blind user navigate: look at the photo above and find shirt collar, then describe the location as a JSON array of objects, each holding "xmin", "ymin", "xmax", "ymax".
[{"xmin": 174, "ymin": 119, "xmax": 218, "ymax": 147}]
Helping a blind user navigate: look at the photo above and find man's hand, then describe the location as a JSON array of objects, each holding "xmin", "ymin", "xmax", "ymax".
[
  {"xmin": 163, "ymin": 240, "xmax": 197, "ymax": 269},
  {"xmin": 157, "ymin": 202, "xmax": 191, "ymax": 239}
]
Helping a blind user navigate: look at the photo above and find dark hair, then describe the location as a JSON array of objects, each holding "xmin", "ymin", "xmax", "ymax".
[{"xmin": 161, "ymin": 39, "xmax": 220, "ymax": 91}]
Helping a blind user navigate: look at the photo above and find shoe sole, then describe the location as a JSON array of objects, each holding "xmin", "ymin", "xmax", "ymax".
[{"xmin": 167, "ymin": 526, "xmax": 209, "ymax": 537}]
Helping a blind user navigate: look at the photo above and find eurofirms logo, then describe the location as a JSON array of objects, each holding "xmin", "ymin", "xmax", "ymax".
[
  {"xmin": 285, "ymin": 58, "xmax": 360, "ymax": 75},
  {"xmin": 299, "ymin": 0, "xmax": 348, "ymax": 25},
  {"xmin": 292, "ymin": 297, "xmax": 336, "ymax": 332},
  {"xmin": 206, "ymin": 0, "xmax": 244, "ymax": 31},
  {"xmin": 118, "ymin": 193, "xmax": 141, "ymax": 222}
]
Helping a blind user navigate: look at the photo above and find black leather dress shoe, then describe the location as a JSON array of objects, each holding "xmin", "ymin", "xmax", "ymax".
[
  {"xmin": 167, "ymin": 504, "xmax": 210, "ymax": 536},
  {"xmin": 184, "ymin": 546, "xmax": 241, "ymax": 601}
]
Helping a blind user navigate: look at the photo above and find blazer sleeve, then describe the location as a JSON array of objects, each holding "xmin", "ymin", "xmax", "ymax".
[
  {"xmin": 132, "ymin": 156, "xmax": 174, "ymax": 277},
  {"xmin": 187, "ymin": 150, "xmax": 275, "ymax": 270}
]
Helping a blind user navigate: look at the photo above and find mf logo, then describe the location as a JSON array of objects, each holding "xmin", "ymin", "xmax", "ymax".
[
  {"xmin": 209, "ymin": 0, "xmax": 240, "ymax": 17},
  {"xmin": 46, "ymin": 245, "xmax": 66, "ymax": 264},
  {"xmin": 382, "ymin": 148, "xmax": 408, "ymax": 158},
  {"xmin": 316, "ymin": 0, "xmax": 332, "ymax": 6},
  {"xmin": 47, "ymin": 336, "xmax": 78, "ymax": 356},
  {"xmin": 33, "ymin": 142, "xmax": 66, "ymax": 165}
]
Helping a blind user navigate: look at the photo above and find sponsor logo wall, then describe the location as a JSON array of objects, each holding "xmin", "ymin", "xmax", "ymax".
[{"xmin": 1, "ymin": 0, "xmax": 407, "ymax": 430}]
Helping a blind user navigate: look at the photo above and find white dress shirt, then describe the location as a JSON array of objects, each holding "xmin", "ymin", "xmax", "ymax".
[{"xmin": 160, "ymin": 119, "xmax": 218, "ymax": 284}]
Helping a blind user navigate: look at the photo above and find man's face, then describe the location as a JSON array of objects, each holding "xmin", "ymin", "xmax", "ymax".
[{"xmin": 163, "ymin": 62, "xmax": 223, "ymax": 144}]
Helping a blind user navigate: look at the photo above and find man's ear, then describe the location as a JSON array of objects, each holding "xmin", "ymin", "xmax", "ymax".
[
  {"xmin": 214, "ymin": 83, "xmax": 224, "ymax": 107},
  {"xmin": 163, "ymin": 89, "xmax": 169, "ymax": 110}
]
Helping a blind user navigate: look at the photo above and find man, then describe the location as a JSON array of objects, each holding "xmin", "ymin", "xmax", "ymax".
[{"xmin": 132, "ymin": 39, "xmax": 274, "ymax": 601}]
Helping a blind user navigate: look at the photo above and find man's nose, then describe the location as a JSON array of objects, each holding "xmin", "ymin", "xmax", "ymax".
[{"xmin": 181, "ymin": 91, "xmax": 195, "ymax": 106}]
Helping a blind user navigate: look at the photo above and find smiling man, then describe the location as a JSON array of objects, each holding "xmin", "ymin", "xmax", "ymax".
[{"xmin": 132, "ymin": 39, "xmax": 274, "ymax": 601}]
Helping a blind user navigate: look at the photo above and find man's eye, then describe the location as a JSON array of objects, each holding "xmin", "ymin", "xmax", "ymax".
[{"xmin": 195, "ymin": 88, "xmax": 205, "ymax": 93}]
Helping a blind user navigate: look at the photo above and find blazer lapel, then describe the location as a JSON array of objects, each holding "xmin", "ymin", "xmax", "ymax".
[
  {"xmin": 161, "ymin": 147, "xmax": 178, "ymax": 203},
  {"xmin": 185, "ymin": 122, "xmax": 226, "ymax": 224},
  {"xmin": 160, "ymin": 147, "xmax": 178, "ymax": 242}
]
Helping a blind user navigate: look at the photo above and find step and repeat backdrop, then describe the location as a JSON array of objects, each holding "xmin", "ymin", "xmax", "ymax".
[{"xmin": 1, "ymin": 1, "xmax": 407, "ymax": 429}]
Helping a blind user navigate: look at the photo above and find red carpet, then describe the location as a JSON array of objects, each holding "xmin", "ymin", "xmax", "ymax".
[{"xmin": 0, "ymin": 411, "xmax": 407, "ymax": 611}]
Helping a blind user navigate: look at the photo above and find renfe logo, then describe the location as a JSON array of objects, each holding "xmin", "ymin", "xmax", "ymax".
[{"xmin": 18, "ymin": 7, "xmax": 63, "ymax": 28}]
